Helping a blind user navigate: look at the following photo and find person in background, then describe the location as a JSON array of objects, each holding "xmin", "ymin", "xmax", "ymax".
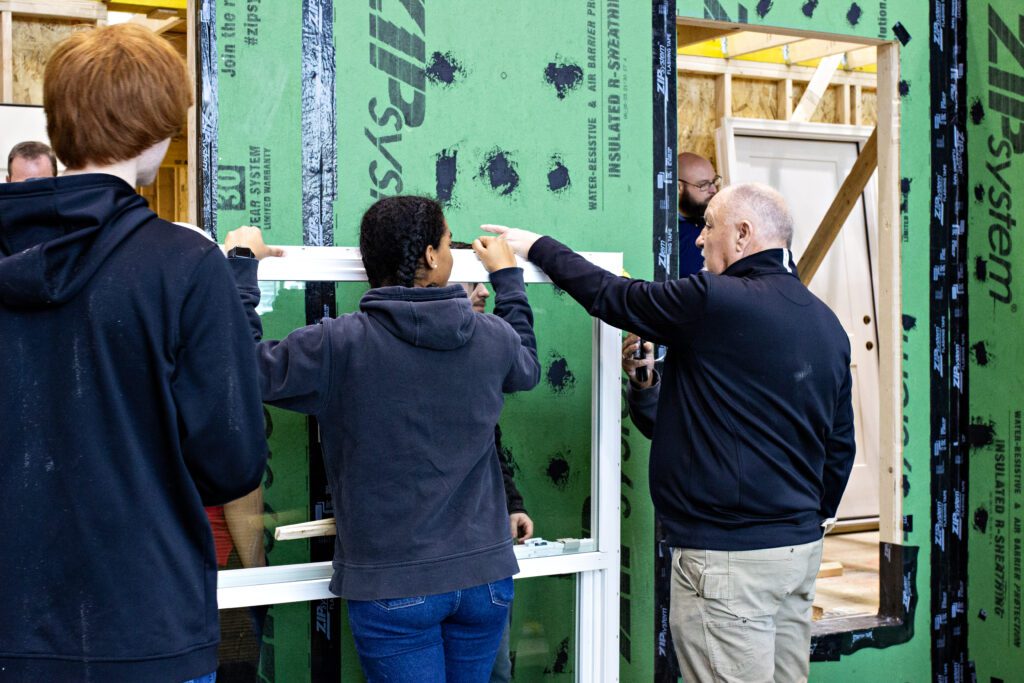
[
  {"xmin": 676, "ymin": 151, "xmax": 720, "ymax": 276},
  {"xmin": 483, "ymin": 182, "xmax": 856, "ymax": 683},
  {"xmin": 622, "ymin": 152, "xmax": 719, "ymax": 427},
  {"xmin": 224, "ymin": 196, "xmax": 540, "ymax": 682},
  {"xmin": 5, "ymin": 140, "xmax": 58, "ymax": 182},
  {"xmin": 451, "ymin": 240, "xmax": 535, "ymax": 683},
  {"xmin": 0, "ymin": 24, "xmax": 268, "ymax": 683}
]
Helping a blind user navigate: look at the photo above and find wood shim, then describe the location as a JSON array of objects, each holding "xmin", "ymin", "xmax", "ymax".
[
  {"xmin": 274, "ymin": 518, "xmax": 336, "ymax": 541},
  {"xmin": 817, "ymin": 561, "xmax": 845, "ymax": 578}
]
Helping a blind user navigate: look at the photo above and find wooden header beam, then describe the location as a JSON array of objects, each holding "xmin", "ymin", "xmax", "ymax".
[
  {"xmin": 797, "ymin": 127, "xmax": 878, "ymax": 284},
  {"xmin": 0, "ymin": 1, "xmax": 106, "ymax": 21}
]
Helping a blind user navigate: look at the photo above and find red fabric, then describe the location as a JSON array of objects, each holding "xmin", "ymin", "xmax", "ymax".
[{"xmin": 205, "ymin": 506, "xmax": 234, "ymax": 568}]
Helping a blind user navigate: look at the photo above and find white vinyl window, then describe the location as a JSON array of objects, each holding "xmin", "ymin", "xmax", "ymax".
[{"xmin": 216, "ymin": 247, "xmax": 624, "ymax": 682}]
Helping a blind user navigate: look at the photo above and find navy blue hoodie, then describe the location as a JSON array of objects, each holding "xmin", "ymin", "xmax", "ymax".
[
  {"xmin": 0, "ymin": 175, "xmax": 267, "ymax": 682},
  {"xmin": 528, "ymin": 237, "xmax": 855, "ymax": 551},
  {"xmin": 232, "ymin": 260, "xmax": 539, "ymax": 600}
]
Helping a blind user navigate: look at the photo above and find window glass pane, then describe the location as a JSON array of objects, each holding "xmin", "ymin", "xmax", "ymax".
[
  {"xmin": 509, "ymin": 574, "xmax": 578, "ymax": 680},
  {"xmin": 222, "ymin": 279, "xmax": 596, "ymax": 591}
]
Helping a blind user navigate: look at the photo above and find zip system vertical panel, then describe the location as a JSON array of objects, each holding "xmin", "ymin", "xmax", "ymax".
[
  {"xmin": 929, "ymin": 0, "xmax": 970, "ymax": 680},
  {"xmin": 650, "ymin": 5, "xmax": 680, "ymax": 681},
  {"xmin": 299, "ymin": 1, "xmax": 341, "ymax": 676}
]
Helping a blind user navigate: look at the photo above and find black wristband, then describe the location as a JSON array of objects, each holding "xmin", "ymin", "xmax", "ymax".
[{"xmin": 227, "ymin": 246, "xmax": 255, "ymax": 259}]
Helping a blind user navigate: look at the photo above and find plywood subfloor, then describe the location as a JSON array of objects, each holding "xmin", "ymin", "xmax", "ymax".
[{"xmin": 814, "ymin": 530, "xmax": 880, "ymax": 619}]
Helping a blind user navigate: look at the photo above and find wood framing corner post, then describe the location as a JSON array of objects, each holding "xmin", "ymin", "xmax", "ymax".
[{"xmin": 875, "ymin": 41, "xmax": 902, "ymax": 546}]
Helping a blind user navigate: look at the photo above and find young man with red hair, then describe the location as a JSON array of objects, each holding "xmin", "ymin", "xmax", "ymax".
[{"xmin": 0, "ymin": 24, "xmax": 268, "ymax": 682}]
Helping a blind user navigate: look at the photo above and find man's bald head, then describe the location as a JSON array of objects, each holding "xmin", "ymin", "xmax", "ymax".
[
  {"xmin": 677, "ymin": 152, "xmax": 719, "ymax": 218},
  {"xmin": 678, "ymin": 152, "xmax": 713, "ymax": 176},
  {"xmin": 719, "ymin": 183, "xmax": 794, "ymax": 249},
  {"xmin": 697, "ymin": 183, "xmax": 794, "ymax": 274}
]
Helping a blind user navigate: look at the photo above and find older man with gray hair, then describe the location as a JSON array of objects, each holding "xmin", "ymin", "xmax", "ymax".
[{"xmin": 483, "ymin": 182, "xmax": 855, "ymax": 683}]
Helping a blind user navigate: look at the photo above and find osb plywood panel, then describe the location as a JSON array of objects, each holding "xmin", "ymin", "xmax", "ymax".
[
  {"xmin": 12, "ymin": 19, "xmax": 87, "ymax": 105},
  {"xmin": 861, "ymin": 89, "xmax": 878, "ymax": 126},
  {"xmin": 733, "ymin": 78, "xmax": 778, "ymax": 120},
  {"xmin": 677, "ymin": 72, "xmax": 717, "ymax": 166}
]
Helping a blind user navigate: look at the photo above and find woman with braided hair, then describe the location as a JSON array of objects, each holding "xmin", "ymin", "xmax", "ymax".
[{"xmin": 224, "ymin": 195, "xmax": 540, "ymax": 682}]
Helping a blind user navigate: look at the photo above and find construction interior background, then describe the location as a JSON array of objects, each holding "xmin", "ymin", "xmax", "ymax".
[{"xmin": 0, "ymin": 0, "xmax": 1021, "ymax": 681}]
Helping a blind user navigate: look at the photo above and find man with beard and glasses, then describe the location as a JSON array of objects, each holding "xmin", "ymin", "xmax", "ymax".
[{"xmin": 676, "ymin": 152, "xmax": 721, "ymax": 277}]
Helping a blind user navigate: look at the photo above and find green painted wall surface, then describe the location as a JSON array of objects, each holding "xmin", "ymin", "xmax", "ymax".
[{"xmin": 967, "ymin": 1, "xmax": 1024, "ymax": 680}]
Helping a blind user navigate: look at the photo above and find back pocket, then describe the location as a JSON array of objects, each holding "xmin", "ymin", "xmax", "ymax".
[{"xmin": 488, "ymin": 578, "xmax": 514, "ymax": 607}]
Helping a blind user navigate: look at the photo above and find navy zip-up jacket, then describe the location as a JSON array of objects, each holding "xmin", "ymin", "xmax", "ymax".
[
  {"xmin": 528, "ymin": 237, "xmax": 855, "ymax": 550},
  {"xmin": 231, "ymin": 260, "xmax": 540, "ymax": 600},
  {"xmin": 0, "ymin": 175, "xmax": 268, "ymax": 681}
]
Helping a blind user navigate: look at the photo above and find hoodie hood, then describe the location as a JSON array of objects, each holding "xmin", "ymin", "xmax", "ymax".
[
  {"xmin": 0, "ymin": 174, "xmax": 155, "ymax": 307},
  {"xmin": 360, "ymin": 284, "xmax": 477, "ymax": 350}
]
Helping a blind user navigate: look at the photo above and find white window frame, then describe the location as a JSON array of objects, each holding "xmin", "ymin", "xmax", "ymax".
[{"xmin": 216, "ymin": 247, "xmax": 624, "ymax": 682}]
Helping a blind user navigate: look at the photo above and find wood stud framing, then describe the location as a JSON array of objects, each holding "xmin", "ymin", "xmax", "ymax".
[
  {"xmin": 777, "ymin": 77, "xmax": 793, "ymax": 120},
  {"xmin": 874, "ymin": 42, "xmax": 902, "ymax": 545},
  {"xmin": 1, "ymin": 10, "xmax": 11, "ymax": 103},
  {"xmin": 839, "ymin": 83, "xmax": 852, "ymax": 125},
  {"xmin": 679, "ymin": 54, "xmax": 877, "ymax": 89},
  {"xmin": 715, "ymin": 72, "xmax": 732, "ymax": 121}
]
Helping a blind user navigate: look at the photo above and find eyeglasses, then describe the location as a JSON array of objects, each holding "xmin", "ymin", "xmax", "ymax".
[{"xmin": 678, "ymin": 175, "xmax": 722, "ymax": 193}]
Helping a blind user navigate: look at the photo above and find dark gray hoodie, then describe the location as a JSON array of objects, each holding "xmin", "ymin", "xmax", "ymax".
[{"xmin": 232, "ymin": 260, "xmax": 540, "ymax": 600}]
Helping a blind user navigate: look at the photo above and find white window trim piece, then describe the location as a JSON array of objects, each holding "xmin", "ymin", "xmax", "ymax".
[{"xmin": 217, "ymin": 246, "xmax": 623, "ymax": 682}]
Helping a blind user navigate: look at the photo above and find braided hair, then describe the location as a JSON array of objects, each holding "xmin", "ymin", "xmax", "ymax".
[{"xmin": 359, "ymin": 195, "xmax": 447, "ymax": 288}]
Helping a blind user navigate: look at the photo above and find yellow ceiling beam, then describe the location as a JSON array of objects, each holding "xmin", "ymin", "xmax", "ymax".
[{"xmin": 106, "ymin": 0, "xmax": 185, "ymax": 15}]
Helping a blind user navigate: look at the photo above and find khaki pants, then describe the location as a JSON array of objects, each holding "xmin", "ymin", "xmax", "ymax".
[{"xmin": 669, "ymin": 539, "xmax": 824, "ymax": 683}]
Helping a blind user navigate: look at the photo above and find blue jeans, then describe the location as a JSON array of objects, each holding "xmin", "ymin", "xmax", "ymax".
[
  {"xmin": 488, "ymin": 616, "xmax": 512, "ymax": 683},
  {"xmin": 347, "ymin": 578, "xmax": 513, "ymax": 683}
]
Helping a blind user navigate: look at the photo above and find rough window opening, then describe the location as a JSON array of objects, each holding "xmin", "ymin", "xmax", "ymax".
[{"xmin": 676, "ymin": 17, "xmax": 903, "ymax": 635}]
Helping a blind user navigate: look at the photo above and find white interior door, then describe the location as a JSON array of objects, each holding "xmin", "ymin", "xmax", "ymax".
[{"xmin": 731, "ymin": 134, "xmax": 880, "ymax": 520}]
